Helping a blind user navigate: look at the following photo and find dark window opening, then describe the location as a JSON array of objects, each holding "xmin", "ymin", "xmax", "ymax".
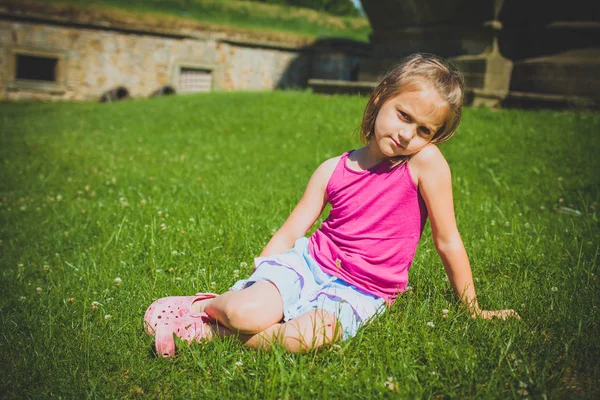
[{"xmin": 16, "ymin": 54, "xmax": 58, "ymax": 82}]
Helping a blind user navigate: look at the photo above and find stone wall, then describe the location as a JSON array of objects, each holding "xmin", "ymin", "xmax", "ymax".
[
  {"xmin": 1, "ymin": 19, "xmax": 218, "ymax": 101},
  {"xmin": 216, "ymin": 40, "xmax": 310, "ymax": 91},
  {"xmin": 0, "ymin": 16, "xmax": 360, "ymax": 101}
]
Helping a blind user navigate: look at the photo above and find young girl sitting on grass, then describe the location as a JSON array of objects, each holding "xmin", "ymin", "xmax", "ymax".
[{"xmin": 144, "ymin": 53, "xmax": 520, "ymax": 357}]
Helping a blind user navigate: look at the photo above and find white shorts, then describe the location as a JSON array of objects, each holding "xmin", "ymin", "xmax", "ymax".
[{"xmin": 230, "ymin": 237, "xmax": 385, "ymax": 339}]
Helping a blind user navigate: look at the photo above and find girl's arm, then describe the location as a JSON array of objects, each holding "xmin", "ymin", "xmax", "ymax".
[
  {"xmin": 260, "ymin": 157, "xmax": 339, "ymax": 257},
  {"xmin": 411, "ymin": 146, "xmax": 519, "ymax": 320}
]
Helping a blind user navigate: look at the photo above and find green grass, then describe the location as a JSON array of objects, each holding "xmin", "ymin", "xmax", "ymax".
[
  {"xmin": 31, "ymin": 0, "xmax": 371, "ymax": 42},
  {"xmin": 0, "ymin": 92, "xmax": 599, "ymax": 398}
]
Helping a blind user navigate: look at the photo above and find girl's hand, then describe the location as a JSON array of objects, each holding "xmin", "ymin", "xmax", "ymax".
[{"xmin": 472, "ymin": 309, "xmax": 520, "ymax": 320}]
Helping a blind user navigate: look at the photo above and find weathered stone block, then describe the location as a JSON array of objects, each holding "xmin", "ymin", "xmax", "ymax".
[{"xmin": 452, "ymin": 49, "xmax": 513, "ymax": 107}]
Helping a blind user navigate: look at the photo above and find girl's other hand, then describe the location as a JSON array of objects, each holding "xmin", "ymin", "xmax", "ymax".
[{"xmin": 473, "ymin": 309, "xmax": 521, "ymax": 320}]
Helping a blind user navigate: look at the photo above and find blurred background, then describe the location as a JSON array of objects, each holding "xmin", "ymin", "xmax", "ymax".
[{"xmin": 1, "ymin": 0, "xmax": 598, "ymax": 108}]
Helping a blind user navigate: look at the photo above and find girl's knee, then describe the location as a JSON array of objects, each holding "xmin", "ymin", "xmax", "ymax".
[
  {"xmin": 205, "ymin": 286, "xmax": 283, "ymax": 333},
  {"xmin": 281, "ymin": 310, "xmax": 342, "ymax": 353}
]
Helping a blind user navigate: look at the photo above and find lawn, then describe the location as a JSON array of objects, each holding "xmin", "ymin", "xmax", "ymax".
[
  {"xmin": 0, "ymin": 92, "xmax": 598, "ymax": 398},
  {"xmin": 26, "ymin": 0, "xmax": 372, "ymax": 43}
]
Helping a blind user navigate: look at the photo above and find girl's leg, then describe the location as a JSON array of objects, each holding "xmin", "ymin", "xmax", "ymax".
[
  {"xmin": 202, "ymin": 281, "xmax": 285, "ymax": 334},
  {"xmin": 212, "ymin": 309, "xmax": 342, "ymax": 353}
]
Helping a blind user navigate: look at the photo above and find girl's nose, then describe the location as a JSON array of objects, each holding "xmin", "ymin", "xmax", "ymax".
[{"xmin": 399, "ymin": 127, "xmax": 416, "ymax": 142}]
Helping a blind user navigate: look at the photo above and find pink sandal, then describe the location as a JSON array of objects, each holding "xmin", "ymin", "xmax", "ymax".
[
  {"xmin": 154, "ymin": 313, "xmax": 214, "ymax": 357},
  {"xmin": 144, "ymin": 292, "xmax": 217, "ymax": 336}
]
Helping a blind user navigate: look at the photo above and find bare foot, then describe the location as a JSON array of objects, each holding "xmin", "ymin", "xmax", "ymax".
[{"xmin": 190, "ymin": 298, "xmax": 213, "ymax": 313}]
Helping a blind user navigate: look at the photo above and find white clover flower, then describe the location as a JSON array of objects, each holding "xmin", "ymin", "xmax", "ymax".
[
  {"xmin": 384, "ymin": 376, "xmax": 396, "ymax": 391},
  {"xmin": 240, "ymin": 261, "xmax": 248, "ymax": 268},
  {"xmin": 155, "ymin": 269, "xmax": 163, "ymax": 273},
  {"xmin": 426, "ymin": 321, "xmax": 435, "ymax": 328},
  {"xmin": 517, "ymin": 381, "xmax": 529, "ymax": 396},
  {"xmin": 442, "ymin": 308, "xmax": 449, "ymax": 314},
  {"xmin": 104, "ymin": 314, "xmax": 112, "ymax": 320},
  {"xmin": 235, "ymin": 361, "xmax": 243, "ymax": 367},
  {"xmin": 172, "ymin": 250, "xmax": 178, "ymax": 256},
  {"xmin": 551, "ymin": 286, "xmax": 558, "ymax": 292},
  {"xmin": 114, "ymin": 277, "xmax": 122, "ymax": 286},
  {"xmin": 36, "ymin": 287, "xmax": 42, "ymax": 294},
  {"xmin": 189, "ymin": 217, "xmax": 195, "ymax": 222},
  {"xmin": 160, "ymin": 223, "xmax": 167, "ymax": 231},
  {"xmin": 405, "ymin": 285, "xmax": 413, "ymax": 292}
]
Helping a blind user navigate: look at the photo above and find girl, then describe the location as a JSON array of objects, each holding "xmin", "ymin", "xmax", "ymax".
[{"xmin": 144, "ymin": 53, "xmax": 520, "ymax": 357}]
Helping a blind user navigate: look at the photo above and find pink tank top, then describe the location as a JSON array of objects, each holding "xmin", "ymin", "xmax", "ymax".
[{"xmin": 308, "ymin": 151, "xmax": 428, "ymax": 302}]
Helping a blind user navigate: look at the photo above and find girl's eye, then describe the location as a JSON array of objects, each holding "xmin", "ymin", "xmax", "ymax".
[
  {"xmin": 420, "ymin": 127, "xmax": 431, "ymax": 135},
  {"xmin": 398, "ymin": 111, "xmax": 410, "ymax": 121}
]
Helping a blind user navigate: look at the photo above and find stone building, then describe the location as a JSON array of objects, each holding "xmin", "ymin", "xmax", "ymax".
[
  {"xmin": 0, "ymin": 1, "xmax": 364, "ymax": 101},
  {"xmin": 357, "ymin": 0, "xmax": 600, "ymax": 107}
]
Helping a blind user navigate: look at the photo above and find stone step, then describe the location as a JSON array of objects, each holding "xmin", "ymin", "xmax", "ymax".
[{"xmin": 308, "ymin": 79, "xmax": 376, "ymax": 95}]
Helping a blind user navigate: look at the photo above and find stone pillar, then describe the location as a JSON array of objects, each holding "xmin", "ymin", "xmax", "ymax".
[
  {"xmin": 360, "ymin": 0, "xmax": 512, "ymax": 106},
  {"xmin": 451, "ymin": 0, "xmax": 513, "ymax": 106}
]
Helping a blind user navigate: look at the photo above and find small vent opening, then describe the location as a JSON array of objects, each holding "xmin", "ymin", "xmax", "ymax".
[{"xmin": 178, "ymin": 67, "xmax": 212, "ymax": 93}]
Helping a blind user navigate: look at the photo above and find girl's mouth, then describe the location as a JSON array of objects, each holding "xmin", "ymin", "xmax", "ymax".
[{"xmin": 392, "ymin": 138, "xmax": 405, "ymax": 149}]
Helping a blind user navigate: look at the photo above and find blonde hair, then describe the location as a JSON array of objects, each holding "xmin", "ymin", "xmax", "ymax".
[{"xmin": 360, "ymin": 53, "xmax": 464, "ymax": 147}]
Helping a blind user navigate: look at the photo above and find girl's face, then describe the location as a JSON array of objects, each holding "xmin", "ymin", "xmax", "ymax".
[{"xmin": 371, "ymin": 83, "xmax": 449, "ymax": 160}]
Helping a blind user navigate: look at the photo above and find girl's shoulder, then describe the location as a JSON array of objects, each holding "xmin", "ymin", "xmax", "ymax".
[
  {"xmin": 321, "ymin": 154, "xmax": 344, "ymax": 169},
  {"xmin": 408, "ymin": 145, "xmax": 450, "ymax": 186},
  {"xmin": 310, "ymin": 154, "xmax": 344, "ymax": 186}
]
